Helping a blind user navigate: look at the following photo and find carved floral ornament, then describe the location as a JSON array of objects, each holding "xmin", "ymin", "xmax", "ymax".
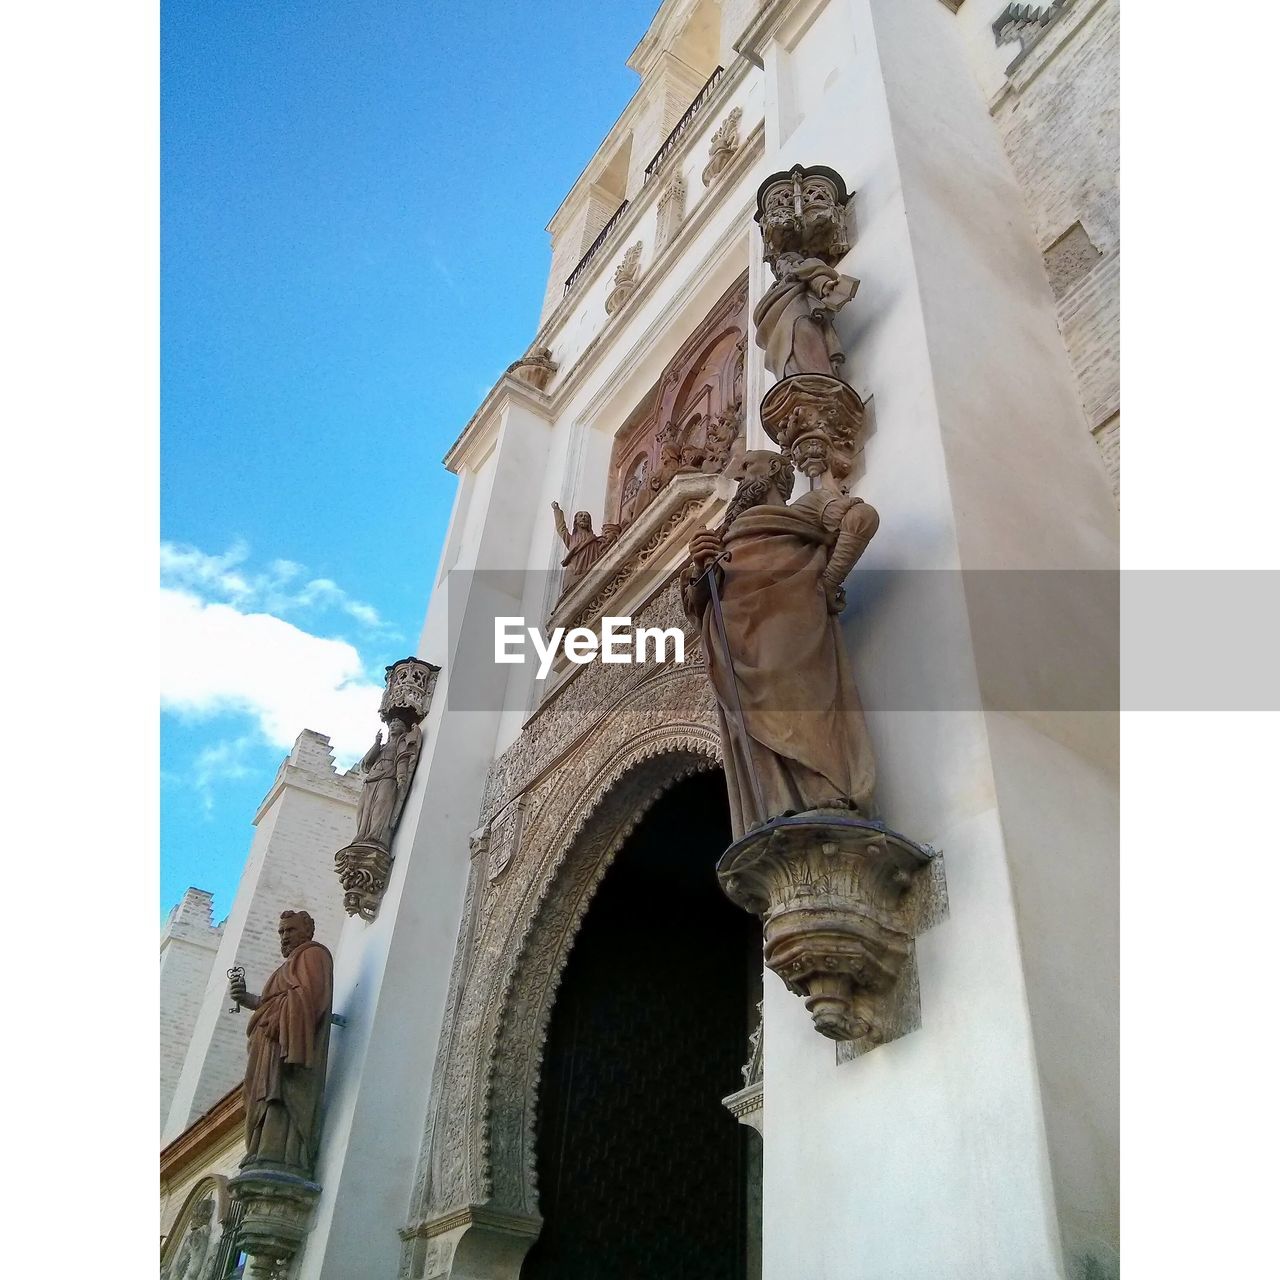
[
  {"xmin": 604, "ymin": 240, "xmax": 643, "ymax": 315},
  {"xmin": 702, "ymin": 106, "xmax": 743, "ymax": 186}
]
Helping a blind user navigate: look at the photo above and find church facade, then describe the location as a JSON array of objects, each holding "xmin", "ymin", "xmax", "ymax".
[{"xmin": 163, "ymin": 3, "xmax": 1118, "ymax": 1278}]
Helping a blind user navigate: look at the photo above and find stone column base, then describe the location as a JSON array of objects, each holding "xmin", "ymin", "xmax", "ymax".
[{"xmin": 227, "ymin": 1168, "xmax": 321, "ymax": 1280}]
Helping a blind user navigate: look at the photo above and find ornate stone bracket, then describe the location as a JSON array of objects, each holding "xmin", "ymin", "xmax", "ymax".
[
  {"xmin": 227, "ymin": 1168, "xmax": 321, "ymax": 1280},
  {"xmin": 334, "ymin": 842, "xmax": 392, "ymax": 921},
  {"xmin": 760, "ymin": 372, "xmax": 866, "ymax": 489},
  {"xmin": 718, "ymin": 813, "xmax": 946, "ymax": 1048}
]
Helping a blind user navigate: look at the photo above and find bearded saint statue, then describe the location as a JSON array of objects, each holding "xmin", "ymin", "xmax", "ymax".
[
  {"xmin": 552, "ymin": 501, "xmax": 620, "ymax": 591},
  {"xmin": 681, "ymin": 449, "xmax": 879, "ymax": 836},
  {"xmin": 229, "ymin": 910, "xmax": 333, "ymax": 1177}
]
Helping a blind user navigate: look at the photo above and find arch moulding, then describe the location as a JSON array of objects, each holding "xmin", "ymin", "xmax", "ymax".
[{"xmin": 398, "ymin": 594, "xmax": 720, "ymax": 1280}]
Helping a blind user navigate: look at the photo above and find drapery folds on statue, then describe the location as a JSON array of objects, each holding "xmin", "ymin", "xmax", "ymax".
[
  {"xmin": 682, "ymin": 451, "xmax": 879, "ymax": 837},
  {"xmin": 232, "ymin": 913, "xmax": 333, "ymax": 1177}
]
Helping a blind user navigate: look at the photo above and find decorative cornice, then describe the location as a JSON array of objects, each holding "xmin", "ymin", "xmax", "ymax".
[
  {"xmin": 160, "ymin": 1084, "xmax": 244, "ymax": 1182},
  {"xmin": 442, "ymin": 371, "xmax": 556, "ymax": 476}
]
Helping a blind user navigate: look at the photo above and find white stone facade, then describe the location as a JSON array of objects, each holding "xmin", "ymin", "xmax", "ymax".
[
  {"xmin": 162, "ymin": 730, "xmax": 360, "ymax": 1141},
  {"xmin": 165, "ymin": 4, "xmax": 1119, "ymax": 1278},
  {"xmin": 159, "ymin": 888, "xmax": 223, "ymax": 1127}
]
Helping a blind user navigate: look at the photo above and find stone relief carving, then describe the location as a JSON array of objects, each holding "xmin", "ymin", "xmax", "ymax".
[
  {"xmin": 335, "ymin": 657, "xmax": 440, "ymax": 920},
  {"xmin": 400, "ymin": 582, "xmax": 723, "ymax": 1276},
  {"xmin": 655, "ymin": 169, "xmax": 687, "ymax": 252},
  {"xmin": 551, "ymin": 501, "xmax": 620, "ymax": 598},
  {"xmin": 505, "ymin": 345, "xmax": 558, "ymax": 392},
  {"xmin": 604, "ymin": 241, "xmax": 642, "ymax": 315},
  {"xmin": 702, "ymin": 106, "xmax": 743, "ymax": 186},
  {"xmin": 609, "ymin": 274, "xmax": 748, "ymax": 531},
  {"xmin": 162, "ymin": 1197, "xmax": 214, "ymax": 1280}
]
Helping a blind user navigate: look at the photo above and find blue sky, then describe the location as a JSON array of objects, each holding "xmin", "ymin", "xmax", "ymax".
[{"xmin": 161, "ymin": 1, "xmax": 660, "ymax": 920}]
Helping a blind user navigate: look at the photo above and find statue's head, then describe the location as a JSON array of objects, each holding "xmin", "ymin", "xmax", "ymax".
[
  {"xmin": 278, "ymin": 910, "xmax": 316, "ymax": 957},
  {"xmin": 725, "ymin": 450, "xmax": 796, "ymax": 523},
  {"xmin": 573, "ymin": 511, "xmax": 593, "ymax": 533},
  {"xmin": 386, "ymin": 714, "xmax": 408, "ymax": 739}
]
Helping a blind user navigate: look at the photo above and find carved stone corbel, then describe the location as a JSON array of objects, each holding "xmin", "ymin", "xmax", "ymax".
[
  {"xmin": 506, "ymin": 345, "xmax": 558, "ymax": 392},
  {"xmin": 227, "ymin": 1168, "xmax": 321, "ymax": 1280},
  {"xmin": 718, "ymin": 814, "xmax": 945, "ymax": 1047},
  {"xmin": 761, "ymin": 372, "xmax": 865, "ymax": 490}
]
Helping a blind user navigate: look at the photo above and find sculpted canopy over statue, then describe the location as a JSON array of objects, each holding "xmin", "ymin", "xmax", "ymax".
[
  {"xmin": 552, "ymin": 501, "xmax": 620, "ymax": 592},
  {"xmin": 753, "ymin": 165, "xmax": 858, "ymax": 382},
  {"xmin": 682, "ymin": 449, "xmax": 879, "ymax": 835},
  {"xmin": 229, "ymin": 911, "xmax": 333, "ymax": 1177}
]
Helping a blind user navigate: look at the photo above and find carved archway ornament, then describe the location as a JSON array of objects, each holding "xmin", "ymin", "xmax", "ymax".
[{"xmin": 400, "ymin": 604, "xmax": 722, "ymax": 1279}]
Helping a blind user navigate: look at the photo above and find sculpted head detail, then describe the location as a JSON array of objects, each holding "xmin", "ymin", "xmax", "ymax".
[
  {"xmin": 278, "ymin": 909, "xmax": 316, "ymax": 957},
  {"xmin": 725, "ymin": 449, "xmax": 797, "ymax": 523},
  {"xmin": 573, "ymin": 511, "xmax": 593, "ymax": 533}
]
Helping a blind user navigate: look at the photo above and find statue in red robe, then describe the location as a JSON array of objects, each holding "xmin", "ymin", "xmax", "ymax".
[{"xmin": 229, "ymin": 910, "xmax": 333, "ymax": 1176}]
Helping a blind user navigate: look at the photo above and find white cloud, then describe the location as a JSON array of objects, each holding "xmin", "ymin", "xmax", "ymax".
[
  {"xmin": 159, "ymin": 587, "xmax": 384, "ymax": 767},
  {"xmin": 160, "ymin": 540, "xmax": 394, "ymax": 634}
]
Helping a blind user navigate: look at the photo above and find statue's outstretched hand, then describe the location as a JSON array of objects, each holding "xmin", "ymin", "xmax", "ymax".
[{"xmin": 229, "ymin": 974, "xmax": 251, "ymax": 1007}]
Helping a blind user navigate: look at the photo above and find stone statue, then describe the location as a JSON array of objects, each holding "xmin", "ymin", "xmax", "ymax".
[
  {"xmin": 681, "ymin": 449, "xmax": 879, "ymax": 835},
  {"xmin": 753, "ymin": 165, "xmax": 858, "ymax": 382},
  {"xmin": 552, "ymin": 501, "xmax": 619, "ymax": 591},
  {"xmin": 229, "ymin": 910, "xmax": 333, "ymax": 1177},
  {"xmin": 334, "ymin": 657, "xmax": 439, "ymax": 922},
  {"xmin": 353, "ymin": 715, "xmax": 422, "ymax": 847},
  {"xmin": 702, "ymin": 411, "xmax": 739, "ymax": 472}
]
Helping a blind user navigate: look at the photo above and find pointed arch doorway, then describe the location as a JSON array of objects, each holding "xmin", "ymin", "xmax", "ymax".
[{"xmin": 520, "ymin": 768, "xmax": 762, "ymax": 1280}]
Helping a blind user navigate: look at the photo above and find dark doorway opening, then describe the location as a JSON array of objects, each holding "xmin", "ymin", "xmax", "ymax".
[{"xmin": 521, "ymin": 767, "xmax": 761, "ymax": 1280}]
